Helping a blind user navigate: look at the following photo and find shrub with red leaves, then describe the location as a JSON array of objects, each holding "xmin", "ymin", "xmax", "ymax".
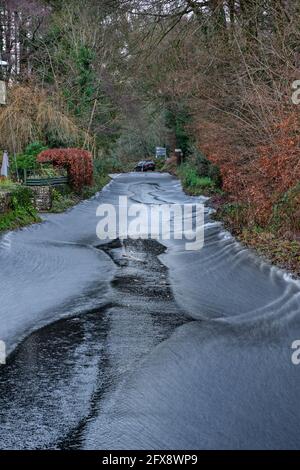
[
  {"xmin": 38, "ymin": 148, "xmax": 93, "ymax": 191},
  {"xmin": 195, "ymin": 111, "xmax": 300, "ymax": 230}
]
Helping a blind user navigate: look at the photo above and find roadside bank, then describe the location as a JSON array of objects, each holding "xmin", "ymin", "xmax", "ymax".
[{"xmin": 210, "ymin": 194, "xmax": 300, "ymax": 280}]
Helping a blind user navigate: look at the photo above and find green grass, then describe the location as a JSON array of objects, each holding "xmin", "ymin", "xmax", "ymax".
[
  {"xmin": 50, "ymin": 173, "xmax": 110, "ymax": 213},
  {"xmin": 0, "ymin": 207, "xmax": 41, "ymax": 232},
  {"xmin": 0, "ymin": 178, "xmax": 18, "ymax": 192},
  {"xmin": 154, "ymin": 158, "xmax": 166, "ymax": 171},
  {"xmin": 0, "ymin": 185, "xmax": 41, "ymax": 232},
  {"xmin": 81, "ymin": 173, "xmax": 110, "ymax": 199},
  {"xmin": 178, "ymin": 164, "xmax": 216, "ymax": 195},
  {"xmin": 50, "ymin": 193, "xmax": 80, "ymax": 213}
]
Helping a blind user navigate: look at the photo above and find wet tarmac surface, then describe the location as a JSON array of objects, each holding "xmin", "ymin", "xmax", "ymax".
[
  {"xmin": 0, "ymin": 238, "xmax": 185, "ymax": 449},
  {"xmin": 0, "ymin": 173, "xmax": 300, "ymax": 449}
]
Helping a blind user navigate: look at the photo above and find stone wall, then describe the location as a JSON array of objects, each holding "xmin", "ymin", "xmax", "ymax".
[
  {"xmin": 0, "ymin": 191, "xmax": 12, "ymax": 214},
  {"xmin": 0, "ymin": 186, "xmax": 53, "ymax": 213},
  {"xmin": 30, "ymin": 186, "xmax": 52, "ymax": 211}
]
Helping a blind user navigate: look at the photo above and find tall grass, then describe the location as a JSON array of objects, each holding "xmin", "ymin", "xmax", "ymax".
[
  {"xmin": 0, "ymin": 86, "xmax": 92, "ymax": 153},
  {"xmin": 178, "ymin": 163, "xmax": 215, "ymax": 195},
  {"xmin": 0, "ymin": 178, "xmax": 18, "ymax": 192}
]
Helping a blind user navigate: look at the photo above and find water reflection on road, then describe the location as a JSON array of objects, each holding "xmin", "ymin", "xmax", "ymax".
[{"xmin": 0, "ymin": 173, "xmax": 300, "ymax": 449}]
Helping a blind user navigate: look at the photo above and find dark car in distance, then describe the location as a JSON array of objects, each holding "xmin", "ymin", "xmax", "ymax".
[{"xmin": 135, "ymin": 160, "xmax": 156, "ymax": 172}]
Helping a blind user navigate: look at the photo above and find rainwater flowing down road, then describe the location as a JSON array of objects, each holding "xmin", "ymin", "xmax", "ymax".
[{"xmin": 0, "ymin": 173, "xmax": 300, "ymax": 449}]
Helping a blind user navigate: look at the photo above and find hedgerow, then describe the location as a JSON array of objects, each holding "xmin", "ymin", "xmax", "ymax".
[{"xmin": 38, "ymin": 148, "xmax": 93, "ymax": 192}]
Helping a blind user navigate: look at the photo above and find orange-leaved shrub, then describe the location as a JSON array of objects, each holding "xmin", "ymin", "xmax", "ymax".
[
  {"xmin": 38, "ymin": 148, "xmax": 93, "ymax": 191},
  {"xmin": 196, "ymin": 111, "xmax": 300, "ymax": 233}
]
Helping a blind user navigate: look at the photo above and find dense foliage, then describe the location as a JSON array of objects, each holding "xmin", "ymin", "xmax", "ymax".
[
  {"xmin": 37, "ymin": 148, "xmax": 93, "ymax": 191},
  {"xmin": 0, "ymin": 186, "xmax": 40, "ymax": 232},
  {"xmin": 10, "ymin": 142, "xmax": 48, "ymax": 175}
]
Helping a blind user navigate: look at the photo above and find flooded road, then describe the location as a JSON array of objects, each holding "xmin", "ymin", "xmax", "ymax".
[{"xmin": 0, "ymin": 173, "xmax": 300, "ymax": 449}]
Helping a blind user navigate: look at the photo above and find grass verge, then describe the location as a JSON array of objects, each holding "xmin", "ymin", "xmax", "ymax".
[
  {"xmin": 50, "ymin": 173, "xmax": 110, "ymax": 213},
  {"xmin": 0, "ymin": 208, "xmax": 41, "ymax": 232},
  {"xmin": 0, "ymin": 186, "xmax": 41, "ymax": 232},
  {"xmin": 212, "ymin": 198, "xmax": 300, "ymax": 279}
]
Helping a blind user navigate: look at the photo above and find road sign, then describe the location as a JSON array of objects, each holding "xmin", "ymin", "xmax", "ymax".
[
  {"xmin": 0, "ymin": 81, "xmax": 6, "ymax": 105},
  {"xmin": 155, "ymin": 147, "xmax": 167, "ymax": 158}
]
